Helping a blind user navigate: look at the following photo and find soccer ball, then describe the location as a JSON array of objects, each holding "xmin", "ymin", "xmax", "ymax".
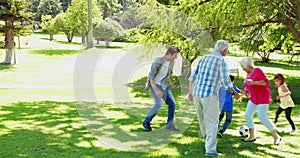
[{"xmin": 239, "ymin": 125, "xmax": 249, "ymax": 137}]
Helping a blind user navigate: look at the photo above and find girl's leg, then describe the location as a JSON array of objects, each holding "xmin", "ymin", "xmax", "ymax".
[
  {"xmin": 285, "ymin": 107, "xmax": 296, "ymax": 130},
  {"xmin": 274, "ymin": 107, "xmax": 283, "ymax": 124}
]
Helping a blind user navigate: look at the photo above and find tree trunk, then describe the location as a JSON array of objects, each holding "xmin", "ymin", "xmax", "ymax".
[
  {"xmin": 4, "ymin": 28, "xmax": 14, "ymax": 64},
  {"xmin": 103, "ymin": 7, "xmax": 108, "ymax": 19},
  {"xmin": 87, "ymin": 0, "xmax": 93, "ymax": 48},
  {"xmin": 82, "ymin": 26, "xmax": 86, "ymax": 44},
  {"xmin": 105, "ymin": 39, "xmax": 110, "ymax": 47},
  {"xmin": 50, "ymin": 31, "xmax": 54, "ymax": 41},
  {"xmin": 181, "ymin": 57, "xmax": 191, "ymax": 79}
]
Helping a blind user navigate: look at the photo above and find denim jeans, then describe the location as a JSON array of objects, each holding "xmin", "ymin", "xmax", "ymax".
[
  {"xmin": 219, "ymin": 110, "xmax": 232, "ymax": 133},
  {"xmin": 143, "ymin": 85, "xmax": 176, "ymax": 127}
]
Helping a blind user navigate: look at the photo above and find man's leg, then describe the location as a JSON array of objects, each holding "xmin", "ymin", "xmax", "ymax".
[
  {"xmin": 202, "ymin": 96, "xmax": 219, "ymax": 154},
  {"xmin": 143, "ymin": 86, "xmax": 163, "ymax": 130},
  {"xmin": 165, "ymin": 86, "xmax": 176, "ymax": 127},
  {"xmin": 194, "ymin": 97, "xmax": 205, "ymax": 138}
]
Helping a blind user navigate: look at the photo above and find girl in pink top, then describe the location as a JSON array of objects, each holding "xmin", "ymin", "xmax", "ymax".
[{"xmin": 240, "ymin": 57, "xmax": 281, "ymax": 145}]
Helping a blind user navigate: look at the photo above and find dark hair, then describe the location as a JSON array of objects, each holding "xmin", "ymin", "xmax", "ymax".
[
  {"xmin": 229, "ymin": 75, "xmax": 235, "ymax": 82},
  {"xmin": 273, "ymin": 73, "xmax": 285, "ymax": 85},
  {"xmin": 166, "ymin": 46, "xmax": 180, "ymax": 55}
]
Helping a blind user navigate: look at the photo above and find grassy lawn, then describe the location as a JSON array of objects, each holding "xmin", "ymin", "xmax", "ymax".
[{"xmin": 0, "ymin": 41, "xmax": 299, "ymax": 157}]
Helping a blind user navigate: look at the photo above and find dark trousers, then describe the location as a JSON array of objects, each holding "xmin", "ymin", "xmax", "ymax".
[{"xmin": 274, "ymin": 107, "xmax": 296, "ymax": 130}]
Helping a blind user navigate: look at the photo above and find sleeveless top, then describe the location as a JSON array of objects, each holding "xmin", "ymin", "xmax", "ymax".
[{"xmin": 278, "ymin": 85, "xmax": 294, "ymax": 109}]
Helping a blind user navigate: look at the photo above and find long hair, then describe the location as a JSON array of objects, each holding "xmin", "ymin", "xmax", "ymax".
[{"xmin": 273, "ymin": 73, "xmax": 286, "ymax": 86}]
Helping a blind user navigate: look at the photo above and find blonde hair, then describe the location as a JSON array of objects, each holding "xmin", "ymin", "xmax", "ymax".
[{"xmin": 239, "ymin": 57, "xmax": 254, "ymax": 68}]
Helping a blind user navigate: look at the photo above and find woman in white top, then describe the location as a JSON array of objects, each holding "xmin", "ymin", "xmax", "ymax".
[{"xmin": 273, "ymin": 73, "xmax": 296, "ymax": 133}]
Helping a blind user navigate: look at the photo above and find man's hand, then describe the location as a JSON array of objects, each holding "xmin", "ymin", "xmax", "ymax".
[
  {"xmin": 155, "ymin": 90, "xmax": 164, "ymax": 98},
  {"xmin": 170, "ymin": 84, "xmax": 176, "ymax": 90},
  {"xmin": 188, "ymin": 92, "xmax": 193, "ymax": 102}
]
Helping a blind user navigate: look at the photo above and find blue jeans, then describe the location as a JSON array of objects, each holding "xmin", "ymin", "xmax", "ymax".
[
  {"xmin": 143, "ymin": 85, "xmax": 176, "ymax": 127},
  {"xmin": 219, "ymin": 110, "xmax": 232, "ymax": 133}
]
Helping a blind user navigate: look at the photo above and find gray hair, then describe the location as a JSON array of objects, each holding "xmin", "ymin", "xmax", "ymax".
[
  {"xmin": 215, "ymin": 40, "xmax": 229, "ymax": 51},
  {"xmin": 240, "ymin": 57, "xmax": 254, "ymax": 68}
]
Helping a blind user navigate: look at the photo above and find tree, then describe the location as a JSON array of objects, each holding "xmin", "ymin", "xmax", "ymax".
[
  {"xmin": 0, "ymin": 0, "xmax": 32, "ymax": 64},
  {"xmin": 98, "ymin": 0, "xmax": 122, "ymax": 19},
  {"xmin": 87, "ymin": 0, "xmax": 93, "ymax": 48},
  {"xmin": 41, "ymin": 15, "xmax": 57, "ymax": 41},
  {"xmin": 64, "ymin": 0, "xmax": 101, "ymax": 44},
  {"xmin": 52, "ymin": 12, "xmax": 79, "ymax": 43},
  {"xmin": 133, "ymin": 1, "xmax": 214, "ymax": 78},
  {"xmin": 36, "ymin": 0, "xmax": 62, "ymax": 22},
  {"xmin": 59, "ymin": 0, "xmax": 72, "ymax": 12},
  {"xmin": 176, "ymin": 0, "xmax": 300, "ymax": 51},
  {"xmin": 93, "ymin": 18, "xmax": 124, "ymax": 47}
]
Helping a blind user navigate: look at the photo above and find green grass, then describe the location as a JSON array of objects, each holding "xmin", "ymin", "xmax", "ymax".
[
  {"xmin": 0, "ymin": 44, "xmax": 300, "ymax": 157},
  {"xmin": 30, "ymin": 49, "xmax": 80, "ymax": 56},
  {"xmin": 94, "ymin": 44, "xmax": 124, "ymax": 49}
]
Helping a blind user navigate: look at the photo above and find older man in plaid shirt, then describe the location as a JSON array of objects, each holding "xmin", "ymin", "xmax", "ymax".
[{"xmin": 188, "ymin": 40, "xmax": 235, "ymax": 157}]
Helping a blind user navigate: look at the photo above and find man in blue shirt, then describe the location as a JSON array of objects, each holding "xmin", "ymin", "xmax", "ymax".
[
  {"xmin": 188, "ymin": 40, "xmax": 235, "ymax": 157},
  {"xmin": 218, "ymin": 75, "xmax": 241, "ymax": 138},
  {"xmin": 143, "ymin": 46, "xmax": 180, "ymax": 132}
]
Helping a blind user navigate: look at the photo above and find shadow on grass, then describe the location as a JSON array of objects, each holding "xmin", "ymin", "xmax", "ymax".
[
  {"xmin": 0, "ymin": 99, "xmax": 299, "ymax": 157},
  {"xmin": 94, "ymin": 45, "xmax": 124, "ymax": 49},
  {"xmin": 30, "ymin": 49, "xmax": 80, "ymax": 56},
  {"xmin": 0, "ymin": 101, "xmax": 142, "ymax": 157},
  {"xmin": 254, "ymin": 60, "xmax": 300, "ymax": 71},
  {"xmin": 0, "ymin": 63, "xmax": 15, "ymax": 71},
  {"xmin": 39, "ymin": 37, "xmax": 83, "ymax": 45}
]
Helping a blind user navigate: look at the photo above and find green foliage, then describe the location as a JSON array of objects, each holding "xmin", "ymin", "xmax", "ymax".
[
  {"xmin": 41, "ymin": 15, "xmax": 56, "ymax": 33},
  {"xmin": 93, "ymin": 18, "xmax": 124, "ymax": 47},
  {"xmin": 36, "ymin": 0, "xmax": 63, "ymax": 22},
  {"xmin": 97, "ymin": 0, "xmax": 122, "ymax": 19}
]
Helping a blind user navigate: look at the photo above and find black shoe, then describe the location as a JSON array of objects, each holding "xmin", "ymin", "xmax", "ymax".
[
  {"xmin": 166, "ymin": 124, "xmax": 180, "ymax": 132},
  {"xmin": 143, "ymin": 122, "xmax": 152, "ymax": 131},
  {"xmin": 217, "ymin": 131, "xmax": 223, "ymax": 138}
]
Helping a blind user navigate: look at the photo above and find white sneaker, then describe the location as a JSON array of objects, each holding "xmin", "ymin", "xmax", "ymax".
[{"xmin": 286, "ymin": 129, "xmax": 296, "ymax": 133}]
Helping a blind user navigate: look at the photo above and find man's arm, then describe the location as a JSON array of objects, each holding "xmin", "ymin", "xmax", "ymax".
[
  {"xmin": 150, "ymin": 79, "xmax": 164, "ymax": 98},
  {"xmin": 188, "ymin": 82, "xmax": 195, "ymax": 102}
]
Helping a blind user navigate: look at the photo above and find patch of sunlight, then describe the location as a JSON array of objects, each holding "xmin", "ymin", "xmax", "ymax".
[
  {"xmin": 75, "ymin": 141, "xmax": 92, "ymax": 148},
  {"xmin": 103, "ymin": 110, "xmax": 130, "ymax": 119},
  {"xmin": 239, "ymin": 150, "xmax": 257, "ymax": 157},
  {"xmin": 50, "ymin": 105, "xmax": 70, "ymax": 114},
  {"xmin": 0, "ymin": 129, "xmax": 10, "ymax": 136},
  {"xmin": 150, "ymin": 146, "xmax": 179, "ymax": 157},
  {"xmin": 70, "ymin": 123, "xmax": 84, "ymax": 129},
  {"xmin": 23, "ymin": 114, "xmax": 39, "ymax": 119},
  {"xmin": 82, "ymin": 134, "xmax": 93, "ymax": 138},
  {"xmin": 3, "ymin": 121, "xmax": 35, "ymax": 129},
  {"xmin": 17, "ymin": 154, "xmax": 28, "ymax": 157},
  {"xmin": 56, "ymin": 123, "xmax": 69, "ymax": 128},
  {"xmin": 60, "ymin": 133, "xmax": 72, "ymax": 138},
  {"xmin": 99, "ymin": 137, "xmax": 150, "ymax": 151},
  {"xmin": 0, "ymin": 111, "xmax": 12, "ymax": 115},
  {"xmin": 175, "ymin": 136, "xmax": 197, "ymax": 144}
]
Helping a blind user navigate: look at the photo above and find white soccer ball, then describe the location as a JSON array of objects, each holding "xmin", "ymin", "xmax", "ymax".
[{"xmin": 239, "ymin": 125, "xmax": 249, "ymax": 137}]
